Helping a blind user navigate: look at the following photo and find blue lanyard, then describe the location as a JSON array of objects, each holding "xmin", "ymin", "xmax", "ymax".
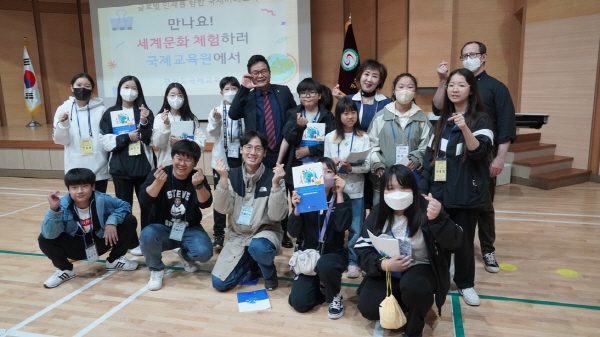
[
  {"xmin": 72, "ymin": 102, "xmax": 92, "ymax": 139},
  {"xmin": 303, "ymin": 109, "xmax": 320, "ymax": 123},
  {"xmin": 223, "ymin": 103, "xmax": 242, "ymax": 150},
  {"xmin": 337, "ymin": 132, "xmax": 355, "ymax": 159},
  {"xmin": 389, "ymin": 120, "xmax": 412, "ymax": 145},
  {"xmin": 169, "ymin": 112, "xmax": 182, "ymax": 122},
  {"xmin": 74, "ymin": 206, "xmax": 95, "ymax": 247},
  {"xmin": 170, "ymin": 169, "xmax": 192, "ymax": 222}
]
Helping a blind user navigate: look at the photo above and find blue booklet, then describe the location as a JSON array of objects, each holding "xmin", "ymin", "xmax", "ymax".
[
  {"xmin": 292, "ymin": 162, "xmax": 327, "ymax": 213},
  {"xmin": 237, "ymin": 289, "xmax": 271, "ymax": 312},
  {"xmin": 299, "ymin": 123, "xmax": 325, "ymax": 162},
  {"xmin": 110, "ymin": 110, "xmax": 136, "ymax": 135}
]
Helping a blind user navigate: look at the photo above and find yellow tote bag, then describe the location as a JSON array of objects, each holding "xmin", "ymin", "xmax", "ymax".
[{"xmin": 379, "ymin": 259, "xmax": 407, "ymax": 329}]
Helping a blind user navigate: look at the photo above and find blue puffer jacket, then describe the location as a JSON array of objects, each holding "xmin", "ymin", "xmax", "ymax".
[{"xmin": 40, "ymin": 191, "xmax": 131, "ymax": 239}]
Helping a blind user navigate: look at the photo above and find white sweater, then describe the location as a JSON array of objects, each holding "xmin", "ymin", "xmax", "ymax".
[
  {"xmin": 206, "ymin": 101, "xmax": 245, "ymax": 169},
  {"xmin": 152, "ymin": 112, "xmax": 206, "ymax": 167},
  {"xmin": 324, "ymin": 131, "xmax": 371, "ymax": 199},
  {"xmin": 53, "ymin": 97, "xmax": 110, "ymax": 180}
]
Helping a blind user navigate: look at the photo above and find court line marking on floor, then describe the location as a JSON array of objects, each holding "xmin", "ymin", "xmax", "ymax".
[
  {"xmin": 496, "ymin": 216, "xmax": 600, "ymax": 226},
  {"xmin": 0, "ymin": 202, "xmax": 47, "ymax": 218},
  {"xmin": 5, "ymin": 270, "xmax": 116, "ymax": 334},
  {"xmin": 496, "ymin": 210, "xmax": 600, "ymax": 219},
  {"xmin": 72, "ymin": 268, "xmax": 175, "ymax": 337},
  {"xmin": 450, "ymin": 293, "xmax": 465, "ymax": 337},
  {"xmin": 3, "ymin": 248, "xmax": 600, "ymax": 312},
  {"xmin": 0, "ymin": 192, "xmax": 49, "ymax": 198},
  {"xmin": 1, "ymin": 330, "xmax": 58, "ymax": 337}
]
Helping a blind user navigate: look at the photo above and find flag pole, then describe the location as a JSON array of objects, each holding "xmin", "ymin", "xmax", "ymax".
[{"xmin": 24, "ymin": 36, "xmax": 42, "ymax": 128}]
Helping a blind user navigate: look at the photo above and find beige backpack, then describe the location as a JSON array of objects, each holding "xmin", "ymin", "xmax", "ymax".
[{"xmin": 379, "ymin": 259, "xmax": 407, "ymax": 329}]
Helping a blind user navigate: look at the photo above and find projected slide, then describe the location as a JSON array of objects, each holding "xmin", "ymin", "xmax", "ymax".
[{"xmin": 90, "ymin": 0, "xmax": 310, "ymax": 120}]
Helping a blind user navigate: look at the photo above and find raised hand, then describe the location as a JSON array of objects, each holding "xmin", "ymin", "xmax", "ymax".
[
  {"xmin": 154, "ymin": 165, "xmax": 167, "ymax": 183},
  {"xmin": 47, "ymin": 190, "xmax": 60, "ymax": 211},
  {"xmin": 58, "ymin": 112, "xmax": 69, "ymax": 123},
  {"xmin": 161, "ymin": 110, "xmax": 170, "ymax": 126},
  {"xmin": 241, "ymin": 74, "xmax": 256, "ymax": 89},
  {"xmin": 139, "ymin": 104, "xmax": 150, "ymax": 125},
  {"xmin": 291, "ymin": 190, "xmax": 301, "ymax": 216},
  {"xmin": 272, "ymin": 163, "xmax": 285, "ymax": 186},
  {"xmin": 448, "ymin": 113, "xmax": 467, "ymax": 130},
  {"xmin": 296, "ymin": 112, "xmax": 308, "ymax": 128},
  {"xmin": 214, "ymin": 157, "xmax": 229, "ymax": 183},
  {"xmin": 192, "ymin": 168, "xmax": 205, "ymax": 186},
  {"xmin": 423, "ymin": 192, "xmax": 442, "ymax": 220},
  {"xmin": 333, "ymin": 175, "xmax": 346, "ymax": 193},
  {"xmin": 436, "ymin": 61, "xmax": 449, "ymax": 81},
  {"xmin": 212, "ymin": 108, "xmax": 221, "ymax": 120},
  {"xmin": 332, "ymin": 84, "xmax": 345, "ymax": 99}
]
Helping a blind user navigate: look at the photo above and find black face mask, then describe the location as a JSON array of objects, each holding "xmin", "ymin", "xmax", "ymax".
[{"xmin": 73, "ymin": 87, "xmax": 92, "ymax": 101}]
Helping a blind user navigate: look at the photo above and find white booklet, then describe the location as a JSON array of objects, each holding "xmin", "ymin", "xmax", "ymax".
[
  {"xmin": 367, "ymin": 229, "xmax": 400, "ymax": 258},
  {"xmin": 345, "ymin": 147, "xmax": 371, "ymax": 164},
  {"xmin": 171, "ymin": 120, "xmax": 194, "ymax": 140}
]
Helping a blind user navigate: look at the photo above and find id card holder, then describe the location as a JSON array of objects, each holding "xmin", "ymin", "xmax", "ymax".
[
  {"xmin": 395, "ymin": 145, "xmax": 409, "ymax": 164},
  {"xmin": 80, "ymin": 139, "xmax": 93, "ymax": 156},
  {"xmin": 85, "ymin": 243, "xmax": 99, "ymax": 265},
  {"xmin": 129, "ymin": 141, "xmax": 141, "ymax": 156},
  {"xmin": 399, "ymin": 240, "xmax": 412, "ymax": 257},
  {"xmin": 227, "ymin": 142, "xmax": 240, "ymax": 158},
  {"xmin": 237, "ymin": 205, "xmax": 253, "ymax": 226},
  {"xmin": 169, "ymin": 220, "xmax": 187, "ymax": 241},
  {"xmin": 434, "ymin": 159, "xmax": 447, "ymax": 182}
]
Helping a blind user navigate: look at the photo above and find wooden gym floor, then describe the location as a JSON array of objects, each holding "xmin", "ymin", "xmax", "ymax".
[{"xmin": 0, "ymin": 177, "xmax": 599, "ymax": 337}]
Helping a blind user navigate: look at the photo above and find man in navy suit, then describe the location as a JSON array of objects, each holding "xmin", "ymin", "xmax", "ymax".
[{"xmin": 229, "ymin": 54, "xmax": 297, "ymax": 248}]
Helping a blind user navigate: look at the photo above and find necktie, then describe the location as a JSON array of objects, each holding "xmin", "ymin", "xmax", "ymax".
[{"xmin": 262, "ymin": 91, "xmax": 277, "ymax": 150}]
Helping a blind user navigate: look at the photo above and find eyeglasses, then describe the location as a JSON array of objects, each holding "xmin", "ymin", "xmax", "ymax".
[
  {"xmin": 173, "ymin": 156, "xmax": 194, "ymax": 165},
  {"xmin": 446, "ymin": 83, "xmax": 470, "ymax": 91},
  {"xmin": 299, "ymin": 91, "xmax": 318, "ymax": 98},
  {"xmin": 242, "ymin": 145, "xmax": 265, "ymax": 153},
  {"xmin": 250, "ymin": 69, "xmax": 269, "ymax": 77},
  {"xmin": 459, "ymin": 53, "xmax": 482, "ymax": 61}
]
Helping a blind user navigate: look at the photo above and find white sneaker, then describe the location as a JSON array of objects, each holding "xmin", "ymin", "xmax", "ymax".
[
  {"xmin": 147, "ymin": 270, "xmax": 165, "ymax": 291},
  {"xmin": 459, "ymin": 287, "xmax": 481, "ymax": 306},
  {"xmin": 106, "ymin": 256, "xmax": 139, "ymax": 271},
  {"xmin": 43, "ymin": 269, "xmax": 75, "ymax": 288},
  {"xmin": 129, "ymin": 246, "xmax": 143, "ymax": 256},
  {"xmin": 177, "ymin": 249, "xmax": 199, "ymax": 273}
]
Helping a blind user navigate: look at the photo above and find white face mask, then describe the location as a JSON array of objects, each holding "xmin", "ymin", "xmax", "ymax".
[
  {"xmin": 462, "ymin": 57, "xmax": 481, "ymax": 72},
  {"xmin": 168, "ymin": 96, "xmax": 184, "ymax": 109},
  {"xmin": 384, "ymin": 191, "xmax": 414, "ymax": 211},
  {"xmin": 120, "ymin": 88, "xmax": 138, "ymax": 102},
  {"xmin": 223, "ymin": 91, "xmax": 237, "ymax": 104},
  {"xmin": 395, "ymin": 90, "xmax": 415, "ymax": 105}
]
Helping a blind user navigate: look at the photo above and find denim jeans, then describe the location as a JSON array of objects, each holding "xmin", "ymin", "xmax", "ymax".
[
  {"xmin": 212, "ymin": 238, "xmax": 276, "ymax": 291},
  {"xmin": 347, "ymin": 197, "xmax": 364, "ymax": 266},
  {"xmin": 140, "ymin": 223, "xmax": 213, "ymax": 271}
]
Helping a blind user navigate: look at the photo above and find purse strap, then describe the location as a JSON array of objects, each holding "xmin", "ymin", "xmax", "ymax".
[{"xmin": 318, "ymin": 194, "xmax": 336, "ymax": 244}]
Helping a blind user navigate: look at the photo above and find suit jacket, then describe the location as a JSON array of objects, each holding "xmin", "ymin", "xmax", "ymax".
[{"xmin": 228, "ymin": 84, "xmax": 297, "ymax": 146}]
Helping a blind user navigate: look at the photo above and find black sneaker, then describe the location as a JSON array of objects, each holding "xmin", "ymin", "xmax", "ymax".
[
  {"xmin": 264, "ymin": 271, "xmax": 278, "ymax": 291},
  {"xmin": 483, "ymin": 252, "xmax": 500, "ymax": 273},
  {"xmin": 213, "ymin": 235, "xmax": 224, "ymax": 250},
  {"xmin": 328, "ymin": 293, "xmax": 344, "ymax": 319},
  {"xmin": 282, "ymin": 234, "xmax": 293, "ymax": 249}
]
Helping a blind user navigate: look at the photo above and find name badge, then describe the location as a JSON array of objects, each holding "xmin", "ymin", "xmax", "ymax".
[
  {"xmin": 169, "ymin": 220, "xmax": 187, "ymax": 241},
  {"xmin": 434, "ymin": 159, "xmax": 447, "ymax": 182},
  {"xmin": 237, "ymin": 205, "xmax": 253, "ymax": 226},
  {"xmin": 227, "ymin": 142, "xmax": 240, "ymax": 158},
  {"xmin": 129, "ymin": 141, "xmax": 141, "ymax": 156},
  {"xmin": 85, "ymin": 243, "xmax": 99, "ymax": 265},
  {"xmin": 399, "ymin": 240, "xmax": 412, "ymax": 257},
  {"xmin": 395, "ymin": 145, "xmax": 409, "ymax": 165},
  {"xmin": 80, "ymin": 139, "xmax": 93, "ymax": 156}
]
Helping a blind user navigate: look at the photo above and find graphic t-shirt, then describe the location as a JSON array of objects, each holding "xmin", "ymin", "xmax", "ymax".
[{"xmin": 76, "ymin": 206, "xmax": 92, "ymax": 233}]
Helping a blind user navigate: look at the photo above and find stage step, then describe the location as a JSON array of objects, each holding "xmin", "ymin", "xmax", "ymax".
[
  {"xmin": 506, "ymin": 142, "xmax": 557, "ymax": 164},
  {"xmin": 513, "ymin": 168, "xmax": 591, "ymax": 190},
  {"xmin": 511, "ymin": 155, "xmax": 574, "ymax": 178},
  {"xmin": 514, "ymin": 132, "xmax": 541, "ymax": 144}
]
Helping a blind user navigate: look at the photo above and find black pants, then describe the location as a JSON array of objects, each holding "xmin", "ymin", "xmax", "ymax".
[
  {"xmin": 357, "ymin": 264, "xmax": 435, "ymax": 337},
  {"xmin": 288, "ymin": 251, "xmax": 348, "ymax": 312},
  {"xmin": 112, "ymin": 176, "xmax": 150, "ymax": 231},
  {"xmin": 212, "ymin": 156, "xmax": 242, "ymax": 237},
  {"xmin": 446, "ymin": 208, "xmax": 478, "ymax": 289},
  {"xmin": 94, "ymin": 179, "xmax": 108, "ymax": 193},
  {"xmin": 477, "ymin": 177, "xmax": 496, "ymax": 255},
  {"xmin": 38, "ymin": 213, "xmax": 138, "ymax": 271}
]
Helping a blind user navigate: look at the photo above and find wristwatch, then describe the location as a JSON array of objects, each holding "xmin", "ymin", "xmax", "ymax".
[{"xmin": 194, "ymin": 181, "xmax": 205, "ymax": 190}]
